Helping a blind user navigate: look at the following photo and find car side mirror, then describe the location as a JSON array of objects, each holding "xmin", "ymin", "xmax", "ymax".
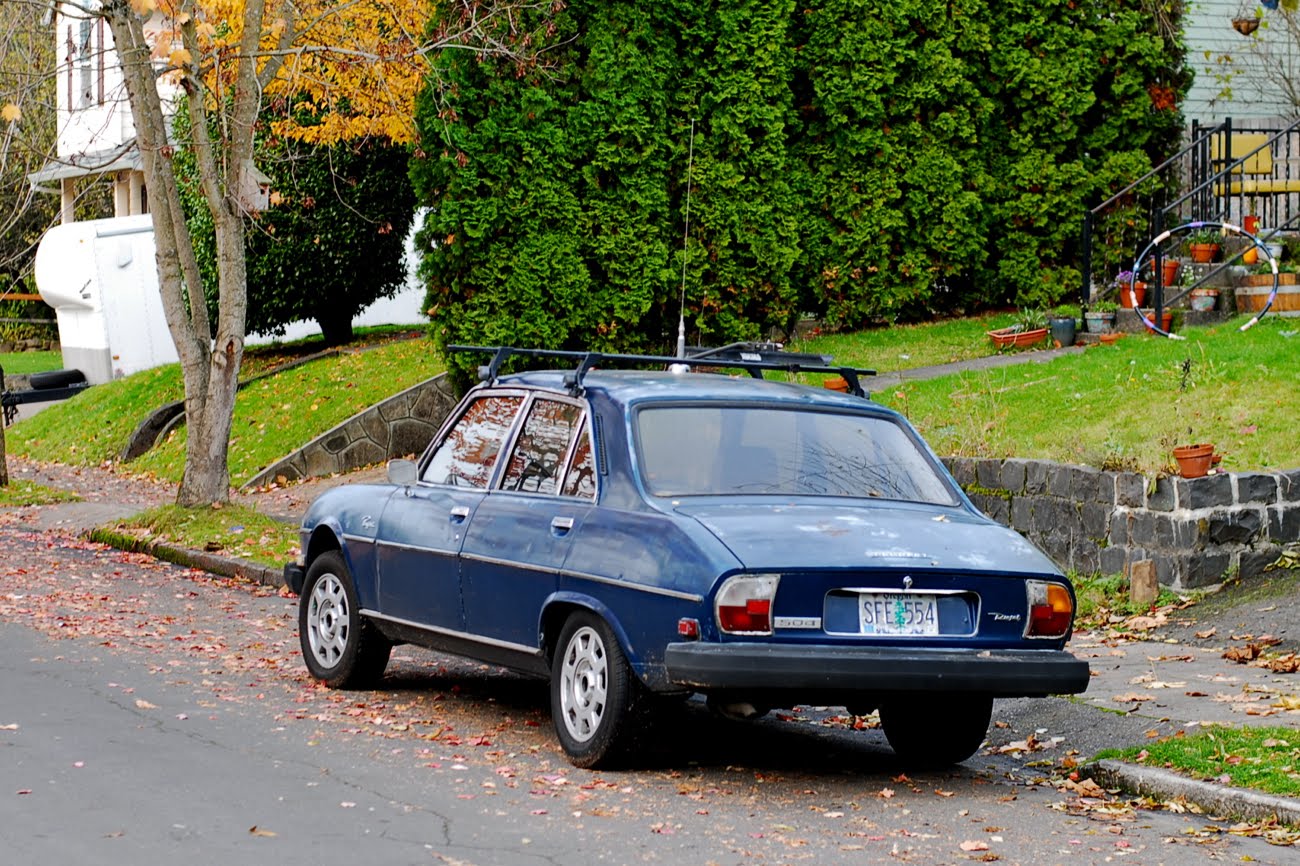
[{"xmin": 387, "ymin": 458, "xmax": 418, "ymax": 486}]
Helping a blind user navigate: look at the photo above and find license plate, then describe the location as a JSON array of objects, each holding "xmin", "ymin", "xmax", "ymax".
[{"xmin": 858, "ymin": 593, "xmax": 939, "ymax": 636}]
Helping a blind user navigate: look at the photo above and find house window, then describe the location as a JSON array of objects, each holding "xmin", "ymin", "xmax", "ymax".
[{"xmin": 66, "ymin": 17, "xmax": 103, "ymax": 110}]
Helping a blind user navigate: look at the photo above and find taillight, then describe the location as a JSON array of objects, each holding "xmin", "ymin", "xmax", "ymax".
[
  {"xmin": 1025, "ymin": 580, "xmax": 1073, "ymax": 638},
  {"xmin": 716, "ymin": 574, "xmax": 780, "ymax": 635}
]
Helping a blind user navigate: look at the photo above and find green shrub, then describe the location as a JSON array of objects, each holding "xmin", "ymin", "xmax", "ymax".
[{"xmin": 412, "ymin": 0, "xmax": 1190, "ymax": 360}]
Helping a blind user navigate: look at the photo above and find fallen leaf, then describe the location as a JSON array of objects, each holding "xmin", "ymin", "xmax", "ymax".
[
  {"xmin": 248, "ymin": 826, "xmax": 277, "ymax": 837},
  {"xmin": 1267, "ymin": 654, "xmax": 1300, "ymax": 674},
  {"xmin": 134, "ymin": 699, "xmax": 158, "ymax": 710},
  {"xmin": 1195, "ymin": 628, "xmax": 1216, "ymax": 639},
  {"xmin": 960, "ymin": 840, "xmax": 990, "ymax": 852},
  {"xmin": 1111, "ymin": 693, "xmax": 1153, "ymax": 704}
]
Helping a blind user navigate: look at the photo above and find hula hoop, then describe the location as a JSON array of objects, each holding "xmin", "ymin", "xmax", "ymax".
[{"xmin": 1128, "ymin": 221, "xmax": 1278, "ymax": 338}]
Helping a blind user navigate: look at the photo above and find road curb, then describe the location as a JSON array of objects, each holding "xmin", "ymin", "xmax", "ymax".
[
  {"xmin": 86, "ymin": 527, "xmax": 286, "ymax": 589},
  {"xmin": 1085, "ymin": 759, "xmax": 1300, "ymax": 825}
]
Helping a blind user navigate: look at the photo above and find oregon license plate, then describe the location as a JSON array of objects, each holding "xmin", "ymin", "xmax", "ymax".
[{"xmin": 858, "ymin": 593, "xmax": 939, "ymax": 636}]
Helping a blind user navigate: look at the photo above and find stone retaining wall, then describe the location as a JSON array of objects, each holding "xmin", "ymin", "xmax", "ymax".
[
  {"xmin": 942, "ymin": 457, "xmax": 1300, "ymax": 589},
  {"xmin": 241, "ymin": 374, "xmax": 457, "ymax": 490}
]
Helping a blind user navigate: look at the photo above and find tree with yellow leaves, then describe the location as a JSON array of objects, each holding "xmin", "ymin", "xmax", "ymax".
[{"xmin": 82, "ymin": 0, "xmax": 556, "ymax": 505}]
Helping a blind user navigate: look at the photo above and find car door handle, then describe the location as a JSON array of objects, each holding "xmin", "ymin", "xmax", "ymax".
[
  {"xmin": 449, "ymin": 506, "xmax": 470, "ymax": 523},
  {"xmin": 550, "ymin": 516, "xmax": 574, "ymax": 535}
]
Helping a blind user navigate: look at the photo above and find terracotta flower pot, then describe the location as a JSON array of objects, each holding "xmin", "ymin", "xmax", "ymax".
[
  {"xmin": 1148, "ymin": 258, "xmax": 1180, "ymax": 287},
  {"xmin": 1172, "ymin": 443, "xmax": 1215, "ymax": 479},
  {"xmin": 1189, "ymin": 243, "xmax": 1220, "ymax": 264},
  {"xmin": 1120, "ymin": 281, "xmax": 1147, "ymax": 309}
]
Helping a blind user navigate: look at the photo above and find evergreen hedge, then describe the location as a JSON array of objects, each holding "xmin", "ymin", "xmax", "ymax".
[{"xmin": 412, "ymin": 0, "xmax": 1188, "ymax": 371}]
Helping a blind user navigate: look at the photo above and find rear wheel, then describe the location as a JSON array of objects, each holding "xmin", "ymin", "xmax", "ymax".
[
  {"xmin": 299, "ymin": 551, "xmax": 391, "ymax": 688},
  {"xmin": 551, "ymin": 611, "xmax": 641, "ymax": 768},
  {"xmin": 880, "ymin": 693, "xmax": 992, "ymax": 767}
]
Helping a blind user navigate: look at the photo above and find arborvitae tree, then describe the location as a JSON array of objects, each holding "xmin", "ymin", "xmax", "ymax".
[{"xmin": 412, "ymin": 0, "xmax": 1190, "ymax": 351}]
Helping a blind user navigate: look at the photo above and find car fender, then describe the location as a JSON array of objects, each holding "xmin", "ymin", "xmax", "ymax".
[
  {"xmin": 302, "ymin": 520, "xmax": 382, "ymax": 612},
  {"xmin": 539, "ymin": 590, "xmax": 687, "ymax": 691}
]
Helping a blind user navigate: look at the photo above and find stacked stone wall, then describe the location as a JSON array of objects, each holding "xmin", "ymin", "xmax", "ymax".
[
  {"xmin": 241, "ymin": 374, "xmax": 456, "ymax": 489},
  {"xmin": 942, "ymin": 457, "xmax": 1300, "ymax": 589}
]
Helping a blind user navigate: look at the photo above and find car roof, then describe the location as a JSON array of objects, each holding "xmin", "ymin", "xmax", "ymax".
[{"xmin": 496, "ymin": 368, "xmax": 888, "ymax": 411}]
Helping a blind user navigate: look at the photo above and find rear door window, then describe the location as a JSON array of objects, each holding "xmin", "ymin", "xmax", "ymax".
[{"xmin": 500, "ymin": 398, "xmax": 584, "ymax": 495}]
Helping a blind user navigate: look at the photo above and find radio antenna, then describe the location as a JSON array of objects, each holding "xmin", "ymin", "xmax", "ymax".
[{"xmin": 675, "ymin": 119, "xmax": 696, "ymax": 360}]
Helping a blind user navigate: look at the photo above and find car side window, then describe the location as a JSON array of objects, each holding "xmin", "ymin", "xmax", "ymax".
[
  {"xmin": 500, "ymin": 399, "xmax": 584, "ymax": 495},
  {"xmin": 422, "ymin": 395, "xmax": 524, "ymax": 488},
  {"xmin": 559, "ymin": 429, "xmax": 597, "ymax": 500}
]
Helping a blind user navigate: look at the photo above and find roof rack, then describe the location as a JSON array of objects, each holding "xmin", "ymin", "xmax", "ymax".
[{"xmin": 446, "ymin": 344, "xmax": 877, "ymax": 398}]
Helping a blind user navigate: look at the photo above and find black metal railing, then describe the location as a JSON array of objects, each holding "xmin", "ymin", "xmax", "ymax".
[{"xmin": 1080, "ymin": 117, "xmax": 1300, "ymax": 317}]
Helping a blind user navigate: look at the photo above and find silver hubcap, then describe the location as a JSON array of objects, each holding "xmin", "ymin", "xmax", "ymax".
[
  {"xmin": 559, "ymin": 626, "xmax": 608, "ymax": 743},
  {"xmin": 306, "ymin": 572, "xmax": 349, "ymax": 669}
]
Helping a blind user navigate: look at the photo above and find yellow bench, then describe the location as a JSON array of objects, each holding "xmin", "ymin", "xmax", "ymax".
[{"xmin": 1211, "ymin": 132, "xmax": 1300, "ymax": 196}]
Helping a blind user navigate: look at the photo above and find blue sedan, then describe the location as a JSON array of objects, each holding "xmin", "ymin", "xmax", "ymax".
[{"xmin": 286, "ymin": 347, "xmax": 1089, "ymax": 768}]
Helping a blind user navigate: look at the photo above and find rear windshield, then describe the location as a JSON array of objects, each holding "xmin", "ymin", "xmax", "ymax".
[{"xmin": 635, "ymin": 405, "xmax": 957, "ymax": 505}]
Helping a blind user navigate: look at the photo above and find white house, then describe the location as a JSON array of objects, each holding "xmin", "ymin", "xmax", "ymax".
[
  {"xmin": 1183, "ymin": 0, "xmax": 1299, "ymax": 124},
  {"xmin": 24, "ymin": 1, "xmax": 424, "ymax": 382},
  {"xmin": 25, "ymin": 0, "xmax": 167, "ymax": 223}
]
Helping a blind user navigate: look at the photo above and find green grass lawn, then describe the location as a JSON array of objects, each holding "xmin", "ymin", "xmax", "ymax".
[
  {"xmin": 864, "ymin": 314, "xmax": 1300, "ymax": 475},
  {"xmin": 1096, "ymin": 726, "xmax": 1300, "ymax": 798},
  {"xmin": 7, "ymin": 336, "xmax": 444, "ymax": 484},
  {"xmin": 0, "ymin": 350, "xmax": 63, "ymax": 376},
  {"xmin": 795, "ymin": 311, "xmax": 1021, "ymax": 373}
]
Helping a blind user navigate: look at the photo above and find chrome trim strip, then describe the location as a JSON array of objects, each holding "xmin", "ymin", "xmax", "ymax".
[
  {"xmin": 565, "ymin": 569, "xmax": 704, "ymax": 603},
  {"xmin": 461, "ymin": 551, "xmax": 562, "ymax": 576},
  {"xmin": 341, "ymin": 533, "xmax": 376, "ymax": 546},
  {"xmin": 551, "ymin": 516, "xmax": 575, "ymax": 531},
  {"xmin": 361, "ymin": 610, "xmax": 543, "ymax": 657},
  {"xmin": 374, "ymin": 538, "xmax": 456, "ymax": 556}
]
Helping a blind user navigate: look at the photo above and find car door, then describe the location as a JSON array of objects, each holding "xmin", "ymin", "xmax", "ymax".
[
  {"xmin": 460, "ymin": 396, "xmax": 597, "ymax": 648},
  {"xmin": 375, "ymin": 392, "xmax": 525, "ymax": 630}
]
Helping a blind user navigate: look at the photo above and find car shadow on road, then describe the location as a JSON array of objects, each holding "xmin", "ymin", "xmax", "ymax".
[{"xmin": 375, "ymin": 650, "xmax": 987, "ymax": 779}]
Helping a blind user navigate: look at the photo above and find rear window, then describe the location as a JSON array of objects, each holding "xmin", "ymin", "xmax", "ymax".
[{"xmin": 635, "ymin": 405, "xmax": 956, "ymax": 505}]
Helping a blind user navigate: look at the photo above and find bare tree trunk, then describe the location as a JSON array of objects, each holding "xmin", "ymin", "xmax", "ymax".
[
  {"xmin": 102, "ymin": 0, "xmax": 245, "ymax": 505},
  {"xmin": 102, "ymin": 0, "xmax": 274, "ymax": 505}
]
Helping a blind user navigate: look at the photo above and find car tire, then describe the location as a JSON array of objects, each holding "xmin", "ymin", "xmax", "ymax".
[
  {"xmin": 879, "ymin": 693, "xmax": 993, "ymax": 767},
  {"xmin": 551, "ymin": 611, "xmax": 641, "ymax": 769},
  {"xmin": 299, "ymin": 551, "xmax": 391, "ymax": 688}
]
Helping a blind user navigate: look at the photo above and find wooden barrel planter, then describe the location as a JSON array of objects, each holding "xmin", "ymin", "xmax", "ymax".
[{"xmin": 1236, "ymin": 273, "xmax": 1300, "ymax": 316}]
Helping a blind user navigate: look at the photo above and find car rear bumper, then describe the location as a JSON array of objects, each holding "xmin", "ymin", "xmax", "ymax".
[{"xmin": 664, "ymin": 642, "xmax": 1090, "ymax": 697}]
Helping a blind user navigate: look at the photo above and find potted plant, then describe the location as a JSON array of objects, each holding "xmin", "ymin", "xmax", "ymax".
[
  {"xmin": 987, "ymin": 308, "xmax": 1049, "ymax": 349},
  {"xmin": 1146, "ymin": 255, "xmax": 1180, "ymax": 288},
  {"xmin": 1048, "ymin": 304, "xmax": 1078, "ymax": 347},
  {"xmin": 1185, "ymin": 228, "xmax": 1222, "ymax": 264},
  {"xmin": 1189, "ymin": 287, "xmax": 1220, "ymax": 311},
  {"xmin": 1237, "ymin": 261, "xmax": 1300, "ymax": 315},
  {"xmin": 1083, "ymin": 300, "xmax": 1118, "ymax": 334},
  {"xmin": 1243, "ymin": 260, "xmax": 1299, "ymax": 287},
  {"xmin": 1172, "ymin": 443, "xmax": 1217, "ymax": 479},
  {"xmin": 1112, "ymin": 270, "xmax": 1146, "ymax": 308}
]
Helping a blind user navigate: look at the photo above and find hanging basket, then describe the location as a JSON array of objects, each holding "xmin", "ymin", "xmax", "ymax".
[{"xmin": 1232, "ymin": 17, "xmax": 1261, "ymax": 36}]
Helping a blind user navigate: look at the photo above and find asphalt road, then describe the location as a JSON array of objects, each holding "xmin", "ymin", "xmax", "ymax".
[{"xmin": 1, "ymin": 530, "xmax": 1294, "ymax": 865}]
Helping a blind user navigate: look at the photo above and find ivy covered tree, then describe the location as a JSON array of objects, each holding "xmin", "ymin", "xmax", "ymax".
[{"xmin": 177, "ymin": 100, "xmax": 416, "ymax": 346}]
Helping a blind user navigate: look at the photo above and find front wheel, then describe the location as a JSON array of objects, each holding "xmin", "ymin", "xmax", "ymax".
[
  {"xmin": 880, "ymin": 693, "xmax": 993, "ymax": 767},
  {"xmin": 299, "ymin": 551, "xmax": 391, "ymax": 688},
  {"xmin": 550, "ymin": 611, "xmax": 641, "ymax": 768}
]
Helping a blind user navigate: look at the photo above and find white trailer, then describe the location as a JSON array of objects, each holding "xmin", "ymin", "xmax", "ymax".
[{"xmin": 32, "ymin": 214, "xmax": 178, "ymax": 385}]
